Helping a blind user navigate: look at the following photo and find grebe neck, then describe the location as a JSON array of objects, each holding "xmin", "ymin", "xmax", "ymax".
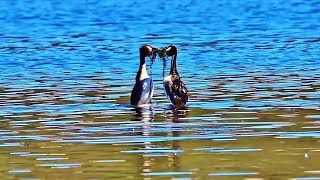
[
  {"xmin": 136, "ymin": 54, "xmax": 149, "ymax": 81},
  {"xmin": 170, "ymin": 53, "xmax": 178, "ymax": 75}
]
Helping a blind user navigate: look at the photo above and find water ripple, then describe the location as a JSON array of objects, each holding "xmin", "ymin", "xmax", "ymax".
[
  {"xmin": 8, "ymin": 169, "xmax": 31, "ymax": 174},
  {"xmin": 209, "ymin": 172, "xmax": 258, "ymax": 176},
  {"xmin": 143, "ymin": 172, "xmax": 193, "ymax": 176},
  {"xmin": 38, "ymin": 163, "xmax": 81, "ymax": 168}
]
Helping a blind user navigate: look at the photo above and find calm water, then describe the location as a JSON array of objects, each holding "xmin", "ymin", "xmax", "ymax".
[{"xmin": 1, "ymin": 0, "xmax": 320, "ymax": 179}]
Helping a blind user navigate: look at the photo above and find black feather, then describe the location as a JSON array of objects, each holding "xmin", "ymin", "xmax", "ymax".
[{"xmin": 171, "ymin": 75, "xmax": 188, "ymax": 105}]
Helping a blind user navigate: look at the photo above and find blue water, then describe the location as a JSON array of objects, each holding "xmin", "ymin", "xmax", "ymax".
[
  {"xmin": 0, "ymin": 0, "xmax": 320, "ymax": 179},
  {"xmin": 1, "ymin": 0, "xmax": 319, "ymax": 111}
]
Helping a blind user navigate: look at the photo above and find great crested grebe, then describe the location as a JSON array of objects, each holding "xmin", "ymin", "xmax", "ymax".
[
  {"xmin": 163, "ymin": 45, "xmax": 188, "ymax": 108},
  {"xmin": 130, "ymin": 45, "xmax": 154, "ymax": 106}
]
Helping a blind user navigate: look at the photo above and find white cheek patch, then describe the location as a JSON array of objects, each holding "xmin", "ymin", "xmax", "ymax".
[{"xmin": 146, "ymin": 46, "xmax": 152, "ymax": 52}]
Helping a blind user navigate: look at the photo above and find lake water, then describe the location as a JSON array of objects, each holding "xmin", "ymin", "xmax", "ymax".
[{"xmin": 0, "ymin": 0, "xmax": 320, "ymax": 179}]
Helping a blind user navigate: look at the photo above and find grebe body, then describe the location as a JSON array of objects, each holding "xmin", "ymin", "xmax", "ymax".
[
  {"xmin": 130, "ymin": 45, "xmax": 154, "ymax": 106},
  {"xmin": 163, "ymin": 45, "xmax": 188, "ymax": 107}
]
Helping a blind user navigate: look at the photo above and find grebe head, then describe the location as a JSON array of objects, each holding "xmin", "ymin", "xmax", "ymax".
[
  {"xmin": 165, "ymin": 45, "xmax": 177, "ymax": 56},
  {"xmin": 140, "ymin": 45, "xmax": 153, "ymax": 57}
]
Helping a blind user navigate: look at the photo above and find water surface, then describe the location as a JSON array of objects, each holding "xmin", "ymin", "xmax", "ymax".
[{"xmin": 0, "ymin": 0, "xmax": 320, "ymax": 179}]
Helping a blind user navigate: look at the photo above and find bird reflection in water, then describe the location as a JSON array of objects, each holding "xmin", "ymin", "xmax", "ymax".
[
  {"xmin": 131, "ymin": 106, "xmax": 153, "ymax": 179},
  {"xmin": 131, "ymin": 106, "xmax": 155, "ymax": 122},
  {"xmin": 164, "ymin": 105, "xmax": 189, "ymax": 123},
  {"xmin": 130, "ymin": 106, "xmax": 184, "ymax": 179}
]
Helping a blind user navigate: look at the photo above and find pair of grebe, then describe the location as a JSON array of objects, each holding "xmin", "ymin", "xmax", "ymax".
[{"xmin": 130, "ymin": 45, "xmax": 188, "ymax": 108}]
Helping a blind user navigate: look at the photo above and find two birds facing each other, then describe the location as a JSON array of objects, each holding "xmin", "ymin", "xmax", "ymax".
[{"xmin": 130, "ymin": 45, "xmax": 188, "ymax": 109}]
